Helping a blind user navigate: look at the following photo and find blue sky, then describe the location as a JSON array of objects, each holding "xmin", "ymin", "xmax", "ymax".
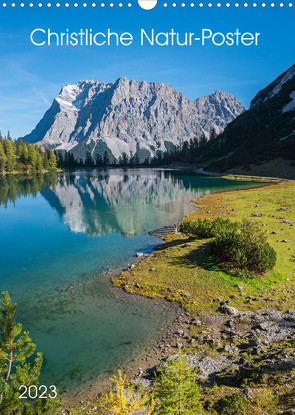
[{"xmin": 0, "ymin": 4, "xmax": 294, "ymax": 138}]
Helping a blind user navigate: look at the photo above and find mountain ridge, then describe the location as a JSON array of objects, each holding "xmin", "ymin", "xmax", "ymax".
[
  {"xmin": 21, "ymin": 77, "xmax": 244, "ymax": 161},
  {"xmin": 200, "ymin": 63, "xmax": 295, "ymax": 176}
]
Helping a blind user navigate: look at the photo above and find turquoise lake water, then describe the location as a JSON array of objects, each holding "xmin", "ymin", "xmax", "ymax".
[{"xmin": 0, "ymin": 169, "xmax": 263, "ymax": 396}]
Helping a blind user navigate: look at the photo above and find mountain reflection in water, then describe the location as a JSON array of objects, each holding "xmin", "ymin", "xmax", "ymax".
[{"xmin": 41, "ymin": 170, "xmax": 205, "ymax": 237}]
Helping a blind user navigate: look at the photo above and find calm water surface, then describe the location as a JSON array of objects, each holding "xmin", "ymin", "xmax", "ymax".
[{"xmin": 0, "ymin": 169, "xmax": 263, "ymax": 394}]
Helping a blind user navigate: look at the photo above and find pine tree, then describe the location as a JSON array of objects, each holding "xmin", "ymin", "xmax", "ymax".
[
  {"xmin": 0, "ymin": 141, "xmax": 6, "ymax": 173},
  {"xmin": 199, "ymin": 134, "xmax": 207, "ymax": 148},
  {"xmin": 143, "ymin": 156, "xmax": 151, "ymax": 166},
  {"xmin": 55, "ymin": 150, "xmax": 64, "ymax": 168},
  {"xmin": 129, "ymin": 151, "xmax": 135, "ymax": 166},
  {"xmin": 68, "ymin": 153, "xmax": 76, "ymax": 169},
  {"xmin": 95, "ymin": 153, "xmax": 103, "ymax": 167},
  {"xmin": 121, "ymin": 152, "xmax": 129, "ymax": 166},
  {"xmin": 42, "ymin": 151, "xmax": 50, "ymax": 170},
  {"xmin": 16, "ymin": 140, "xmax": 24, "ymax": 158},
  {"xmin": 0, "ymin": 292, "xmax": 62, "ymax": 414},
  {"xmin": 134, "ymin": 153, "xmax": 140, "ymax": 166},
  {"xmin": 28, "ymin": 145, "xmax": 37, "ymax": 168},
  {"xmin": 48, "ymin": 150, "xmax": 57, "ymax": 170},
  {"xmin": 4, "ymin": 139, "xmax": 16, "ymax": 172},
  {"xmin": 85, "ymin": 151, "xmax": 94, "ymax": 167},
  {"xmin": 103, "ymin": 151, "xmax": 110, "ymax": 166},
  {"xmin": 35, "ymin": 152, "xmax": 43, "ymax": 171},
  {"xmin": 154, "ymin": 348, "xmax": 205, "ymax": 414},
  {"xmin": 21, "ymin": 144, "xmax": 29, "ymax": 165}
]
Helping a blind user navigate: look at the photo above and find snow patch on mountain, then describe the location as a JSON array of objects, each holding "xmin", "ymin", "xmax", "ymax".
[
  {"xmin": 282, "ymin": 91, "xmax": 295, "ymax": 113},
  {"xmin": 264, "ymin": 66, "xmax": 295, "ymax": 102}
]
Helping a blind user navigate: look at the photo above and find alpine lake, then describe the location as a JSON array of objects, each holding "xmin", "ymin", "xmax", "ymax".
[{"xmin": 0, "ymin": 169, "xmax": 265, "ymax": 397}]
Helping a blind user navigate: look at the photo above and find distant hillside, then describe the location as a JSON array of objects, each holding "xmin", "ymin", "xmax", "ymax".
[{"xmin": 199, "ymin": 64, "xmax": 295, "ymax": 177}]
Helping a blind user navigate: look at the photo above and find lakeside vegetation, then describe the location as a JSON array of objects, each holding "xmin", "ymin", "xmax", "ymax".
[
  {"xmin": 0, "ymin": 134, "xmax": 57, "ymax": 173},
  {"xmin": 180, "ymin": 218, "xmax": 277, "ymax": 274},
  {"xmin": 114, "ymin": 180, "xmax": 295, "ymax": 312}
]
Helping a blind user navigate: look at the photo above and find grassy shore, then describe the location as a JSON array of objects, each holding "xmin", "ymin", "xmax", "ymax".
[{"xmin": 113, "ymin": 179, "xmax": 295, "ymax": 314}]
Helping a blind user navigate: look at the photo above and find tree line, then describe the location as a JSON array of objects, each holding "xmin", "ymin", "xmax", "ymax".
[
  {"xmin": 0, "ymin": 132, "xmax": 57, "ymax": 173},
  {"xmin": 0, "ymin": 128, "xmax": 216, "ymax": 173},
  {"xmin": 55, "ymin": 130, "xmax": 217, "ymax": 169}
]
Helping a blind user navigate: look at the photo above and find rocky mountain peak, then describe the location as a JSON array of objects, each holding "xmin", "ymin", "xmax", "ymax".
[{"xmin": 21, "ymin": 77, "xmax": 244, "ymax": 161}]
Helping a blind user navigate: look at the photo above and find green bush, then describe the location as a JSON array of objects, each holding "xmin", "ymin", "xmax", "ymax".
[
  {"xmin": 210, "ymin": 221, "xmax": 276, "ymax": 273},
  {"xmin": 180, "ymin": 218, "xmax": 238, "ymax": 239},
  {"xmin": 211, "ymin": 218, "xmax": 239, "ymax": 238}
]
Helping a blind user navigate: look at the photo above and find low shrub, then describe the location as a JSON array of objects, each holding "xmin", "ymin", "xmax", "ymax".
[
  {"xmin": 180, "ymin": 218, "xmax": 238, "ymax": 239},
  {"xmin": 210, "ymin": 220, "xmax": 276, "ymax": 273},
  {"xmin": 211, "ymin": 218, "xmax": 239, "ymax": 238},
  {"xmin": 180, "ymin": 218, "xmax": 212, "ymax": 238}
]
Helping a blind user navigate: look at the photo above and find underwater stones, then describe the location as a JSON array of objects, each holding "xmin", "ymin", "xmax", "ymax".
[{"xmin": 136, "ymin": 252, "xmax": 144, "ymax": 258}]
